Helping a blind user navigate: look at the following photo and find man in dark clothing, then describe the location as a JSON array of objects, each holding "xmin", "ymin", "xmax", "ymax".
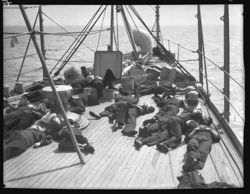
[
  {"xmin": 177, "ymin": 170, "xmax": 236, "ymax": 189},
  {"xmin": 114, "ymin": 102, "xmax": 155, "ymax": 136},
  {"xmin": 68, "ymin": 93, "xmax": 87, "ymax": 114},
  {"xmin": 182, "ymin": 120, "xmax": 220, "ymax": 172},
  {"xmin": 4, "ymin": 113, "xmax": 94, "ymax": 161},
  {"xmin": 4, "ymin": 125, "xmax": 46, "ymax": 161},
  {"xmin": 134, "ymin": 112, "xmax": 212, "ymax": 152},
  {"xmin": 4, "ymin": 97, "xmax": 50, "ymax": 139},
  {"xmin": 89, "ymin": 90, "xmax": 140, "ymax": 124}
]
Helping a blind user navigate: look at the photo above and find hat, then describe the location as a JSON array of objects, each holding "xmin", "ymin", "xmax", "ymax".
[
  {"xmin": 184, "ymin": 91, "xmax": 199, "ymax": 111},
  {"xmin": 146, "ymin": 106, "xmax": 155, "ymax": 113}
]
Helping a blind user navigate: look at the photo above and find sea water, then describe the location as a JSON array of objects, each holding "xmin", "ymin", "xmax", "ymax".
[{"xmin": 3, "ymin": 25, "xmax": 244, "ymax": 144}]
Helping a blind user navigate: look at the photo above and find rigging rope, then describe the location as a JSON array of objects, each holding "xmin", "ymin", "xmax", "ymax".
[
  {"xmin": 96, "ymin": 6, "xmax": 107, "ymax": 51},
  {"xmin": 3, "ymin": 32, "xmax": 32, "ymax": 39},
  {"xmin": 45, "ymin": 57, "xmax": 93, "ymax": 63},
  {"xmin": 42, "ymin": 11, "xmax": 95, "ymax": 53},
  {"xmin": 16, "ymin": 9, "xmax": 39, "ymax": 84},
  {"xmin": 49, "ymin": 6, "xmax": 103, "ymax": 75},
  {"xmin": 54, "ymin": 6, "xmax": 108, "ymax": 77},
  {"xmin": 4, "ymin": 67, "xmax": 43, "ymax": 78},
  {"xmin": 4, "ymin": 53, "xmax": 38, "ymax": 61},
  {"xmin": 124, "ymin": 6, "xmax": 145, "ymax": 53},
  {"xmin": 120, "ymin": 6, "xmax": 138, "ymax": 56},
  {"xmin": 129, "ymin": 5, "xmax": 196, "ymax": 81},
  {"xmin": 115, "ymin": 8, "xmax": 119, "ymax": 50}
]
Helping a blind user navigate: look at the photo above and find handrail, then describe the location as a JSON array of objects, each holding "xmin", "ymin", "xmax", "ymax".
[
  {"xmin": 164, "ymin": 38, "xmax": 244, "ymax": 90},
  {"xmin": 199, "ymin": 69, "xmax": 244, "ymax": 122},
  {"xmin": 196, "ymin": 88, "xmax": 243, "ymax": 178}
]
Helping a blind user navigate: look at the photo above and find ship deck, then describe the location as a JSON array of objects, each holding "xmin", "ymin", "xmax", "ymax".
[{"xmin": 3, "ymin": 94, "xmax": 243, "ymax": 189}]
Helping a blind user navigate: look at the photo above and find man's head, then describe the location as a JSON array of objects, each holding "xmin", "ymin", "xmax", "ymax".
[
  {"xmin": 49, "ymin": 113, "xmax": 61, "ymax": 126},
  {"xmin": 184, "ymin": 91, "xmax": 199, "ymax": 112},
  {"xmin": 186, "ymin": 120, "xmax": 199, "ymax": 129},
  {"xmin": 18, "ymin": 93, "xmax": 30, "ymax": 107},
  {"xmin": 201, "ymin": 115, "xmax": 213, "ymax": 126},
  {"xmin": 146, "ymin": 106, "xmax": 155, "ymax": 114}
]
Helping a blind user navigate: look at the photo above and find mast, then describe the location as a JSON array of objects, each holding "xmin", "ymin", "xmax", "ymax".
[
  {"xmin": 19, "ymin": 5, "xmax": 85, "ymax": 164},
  {"xmin": 155, "ymin": 5, "xmax": 160, "ymax": 47},
  {"xmin": 197, "ymin": 5, "xmax": 203, "ymax": 85},
  {"xmin": 223, "ymin": 4, "xmax": 230, "ymax": 122},
  {"xmin": 39, "ymin": 5, "xmax": 48, "ymax": 80},
  {"xmin": 110, "ymin": 5, "xmax": 114, "ymax": 51}
]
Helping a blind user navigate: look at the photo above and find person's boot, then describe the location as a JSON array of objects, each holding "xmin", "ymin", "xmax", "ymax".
[
  {"xmin": 108, "ymin": 113, "xmax": 116, "ymax": 123},
  {"xmin": 122, "ymin": 129, "xmax": 137, "ymax": 137},
  {"xmin": 111, "ymin": 122, "xmax": 123, "ymax": 132},
  {"xmin": 89, "ymin": 111, "xmax": 101, "ymax": 119},
  {"xmin": 134, "ymin": 138, "xmax": 143, "ymax": 150},
  {"xmin": 156, "ymin": 143, "xmax": 169, "ymax": 154},
  {"xmin": 143, "ymin": 118, "xmax": 156, "ymax": 126}
]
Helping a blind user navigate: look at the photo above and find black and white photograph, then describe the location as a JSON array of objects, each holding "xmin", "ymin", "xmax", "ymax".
[{"xmin": 3, "ymin": 3, "xmax": 244, "ymax": 189}]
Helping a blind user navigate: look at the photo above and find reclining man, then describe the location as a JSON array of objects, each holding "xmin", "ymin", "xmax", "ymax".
[
  {"xmin": 134, "ymin": 111, "xmax": 213, "ymax": 153},
  {"xmin": 111, "ymin": 101, "xmax": 155, "ymax": 136},
  {"xmin": 4, "ymin": 92, "xmax": 50, "ymax": 139},
  {"xmin": 139, "ymin": 91, "xmax": 202, "ymax": 140},
  {"xmin": 88, "ymin": 89, "xmax": 140, "ymax": 125},
  {"xmin": 182, "ymin": 119, "xmax": 220, "ymax": 172},
  {"xmin": 4, "ymin": 113, "xmax": 94, "ymax": 162}
]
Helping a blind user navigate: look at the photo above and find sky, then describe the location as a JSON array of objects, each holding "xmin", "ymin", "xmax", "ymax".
[{"xmin": 3, "ymin": 4, "xmax": 243, "ymax": 27}]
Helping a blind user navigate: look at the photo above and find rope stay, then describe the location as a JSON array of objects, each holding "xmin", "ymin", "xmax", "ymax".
[
  {"xmin": 49, "ymin": 5, "xmax": 104, "ymax": 75},
  {"xmin": 3, "ymin": 32, "xmax": 32, "ymax": 39},
  {"xmin": 4, "ymin": 67, "xmax": 43, "ymax": 78},
  {"xmin": 128, "ymin": 5, "xmax": 196, "ymax": 81},
  {"xmin": 42, "ymin": 11, "xmax": 95, "ymax": 53},
  {"xmin": 96, "ymin": 6, "xmax": 107, "ymax": 51},
  {"xmin": 16, "ymin": 9, "xmax": 40, "ymax": 84},
  {"xmin": 124, "ymin": 5, "xmax": 144, "ymax": 53},
  {"xmin": 53, "ymin": 5, "xmax": 108, "ymax": 77}
]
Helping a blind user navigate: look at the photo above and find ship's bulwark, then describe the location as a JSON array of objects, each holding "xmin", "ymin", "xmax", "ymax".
[{"xmin": 3, "ymin": 94, "xmax": 243, "ymax": 189}]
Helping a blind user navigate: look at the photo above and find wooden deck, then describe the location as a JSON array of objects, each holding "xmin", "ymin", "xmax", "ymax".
[{"xmin": 3, "ymin": 94, "xmax": 243, "ymax": 189}]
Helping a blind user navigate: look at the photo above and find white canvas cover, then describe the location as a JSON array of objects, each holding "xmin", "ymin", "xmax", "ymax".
[{"xmin": 94, "ymin": 51, "xmax": 123, "ymax": 79}]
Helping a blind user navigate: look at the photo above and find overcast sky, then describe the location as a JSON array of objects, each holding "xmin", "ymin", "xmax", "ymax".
[{"xmin": 3, "ymin": 4, "xmax": 243, "ymax": 27}]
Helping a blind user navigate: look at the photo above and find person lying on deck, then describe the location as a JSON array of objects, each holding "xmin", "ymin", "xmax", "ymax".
[
  {"xmin": 182, "ymin": 120, "xmax": 220, "ymax": 172},
  {"xmin": 64, "ymin": 66, "xmax": 103, "ymax": 104},
  {"xmin": 138, "ymin": 65, "xmax": 196, "ymax": 96},
  {"xmin": 88, "ymin": 89, "xmax": 140, "ymax": 122},
  {"xmin": 134, "ymin": 110, "xmax": 212, "ymax": 153},
  {"xmin": 4, "ymin": 93, "xmax": 50, "ymax": 139},
  {"xmin": 89, "ymin": 89, "xmax": 153, "ymax": 136},
  {"xmin": 141, "ymin": 91, "xmax": 202, "ymax": 132},
  {"xmin": 4, "ymin": 113, "xmax": 94, "ymax": 162},
  {"xmin": 110, "ymin": 101, "xmax": 155, "ymax": 136}
]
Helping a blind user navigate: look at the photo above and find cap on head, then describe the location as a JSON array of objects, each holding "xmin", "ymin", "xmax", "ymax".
[
  {"xmin": 184, "ymin": 91, "xmax": 199, "ymax": 111},
  {"xmin": 202, "ymin": 115, "xmax": 213, "ymax": 126},
  {"xmin": 146, "ymin": 106, "xmax": 155, "ymax": 113},
  {"xmin": 186, "ymin": 120, "xmax": 199, "ymax": 129}
]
